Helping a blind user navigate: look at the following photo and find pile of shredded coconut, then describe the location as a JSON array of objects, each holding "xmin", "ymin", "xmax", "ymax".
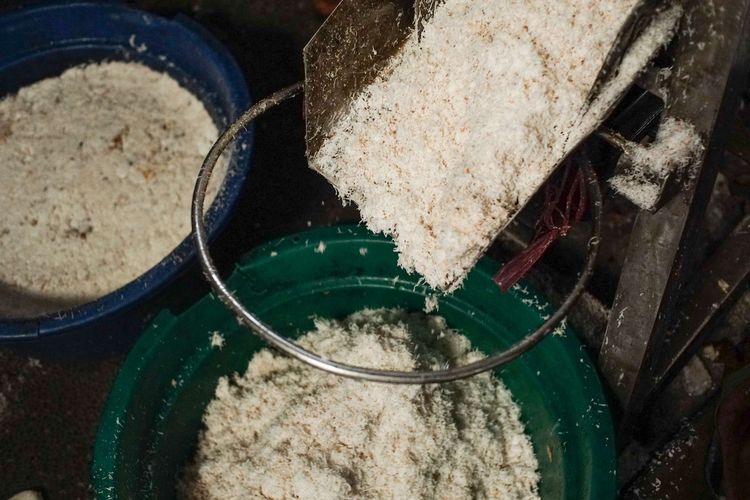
[
  {"xmin": 311, "ymin": 0, "xmax": 683, "ymax": 291},
  {"xmin": 180, "ymin": 309, "xmax": 540, "ymax": 500},
  {"xmin": 608, "ymin": 117, "xmax": 704, "ymax": 210},
  {"xmin": 0, "ymin": 61, "xmax": 227, "ymax": 318}
]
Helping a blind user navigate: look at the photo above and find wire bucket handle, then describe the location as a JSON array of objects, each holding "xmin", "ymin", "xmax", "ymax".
[{"xmin": 191, "ymin": 83, "xmax": 603, "ymax": 384}]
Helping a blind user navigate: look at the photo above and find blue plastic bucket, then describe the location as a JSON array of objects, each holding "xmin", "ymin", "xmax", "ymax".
[{"xmin": 0, "ymin": 2, "xmax": 253, "ymax": 358}]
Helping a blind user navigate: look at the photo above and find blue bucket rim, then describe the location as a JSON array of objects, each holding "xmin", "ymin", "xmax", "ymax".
[{"xmin": 0, "ymin": 1, "xmax": 253, "ymax": 340}]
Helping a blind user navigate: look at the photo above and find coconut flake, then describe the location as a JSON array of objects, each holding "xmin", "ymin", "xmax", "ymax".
[
  {"xmin": 311, "ymin": 0, "xmax": 683, "ymax": 290},
  {"xmin": 609, "ymin": 117, "xmax": 704, "ymax": 210}
]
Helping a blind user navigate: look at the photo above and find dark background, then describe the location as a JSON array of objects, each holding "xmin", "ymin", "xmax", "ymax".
[{"xmin": 1, "ymin": 1, "xmax": 749, "ymax": 499}]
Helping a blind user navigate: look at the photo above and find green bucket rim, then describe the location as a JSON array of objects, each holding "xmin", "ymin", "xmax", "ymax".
[{"xmin": 91, "ymin": 225, "xmax": 616, "ymax": 499}]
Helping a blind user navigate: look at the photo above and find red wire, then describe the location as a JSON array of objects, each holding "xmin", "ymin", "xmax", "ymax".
[{"xmin": 494, "ymin": 160, "xmax": 587, "ymax": 292}]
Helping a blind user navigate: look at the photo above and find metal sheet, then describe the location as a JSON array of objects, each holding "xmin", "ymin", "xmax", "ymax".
[{"xmin": 303, "ymin": 0, "xmax": 414, "ymax": 159}]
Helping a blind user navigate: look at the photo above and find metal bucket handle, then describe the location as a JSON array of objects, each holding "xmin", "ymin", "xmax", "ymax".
[{"xmin": 191, "ymin": 82, "xmax": 603, "ymax": 384}]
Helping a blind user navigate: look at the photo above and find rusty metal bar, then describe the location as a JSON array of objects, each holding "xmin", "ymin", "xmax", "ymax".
[
  {"xmin": 598, "ymin": 0, "xmax": 750, "ymax": 434},
  {"xmin": 650, "ymin": 215, "xmax": 750, "ymax": 395}
]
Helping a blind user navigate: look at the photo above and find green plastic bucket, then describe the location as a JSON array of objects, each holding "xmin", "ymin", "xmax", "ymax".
[{"xmin": 91, "ymin": 226, "xmax": 616, "ymax": 499}]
